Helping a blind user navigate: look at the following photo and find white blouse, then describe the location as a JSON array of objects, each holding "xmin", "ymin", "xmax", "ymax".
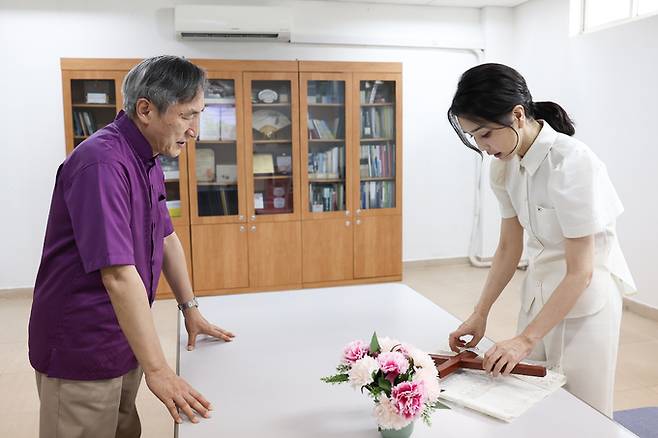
[{"xmin": 490, "ymin": 121, "xmax": 636, "ymax": 318}]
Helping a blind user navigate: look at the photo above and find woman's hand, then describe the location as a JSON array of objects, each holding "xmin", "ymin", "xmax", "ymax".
[
  {"xmin": 482, "ymin": 335, "xmax": 537, "ymax": 377},
  {"xmin": 448, "ymin": 312, "xmax": 487, "ymax": 353}
]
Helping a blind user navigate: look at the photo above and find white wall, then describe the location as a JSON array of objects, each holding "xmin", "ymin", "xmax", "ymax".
[
  {"xmin": 0, "ymin": 0, "xmax": 482, "ymax": 288},
  {"xmin": 511, "ymin": 0, "xmax": 658, "ymax": 307}
]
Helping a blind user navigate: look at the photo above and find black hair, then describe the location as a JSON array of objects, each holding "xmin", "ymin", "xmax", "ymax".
[
  {"xmin": 122, "ymin": 55, "xmax": 207, "ymax": 117},
  {"xmin": 447, "ymin": 63, "xmax": 575, "ymax": 153}
]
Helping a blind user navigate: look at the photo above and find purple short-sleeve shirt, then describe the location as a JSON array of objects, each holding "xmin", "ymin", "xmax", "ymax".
[{"xmin": 28, "ymin": 111, "xmax": 174, "ymax": 380}]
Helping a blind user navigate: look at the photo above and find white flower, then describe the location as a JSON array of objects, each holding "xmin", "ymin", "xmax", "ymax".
[
  {"xmin": 378, "ymin": 337, "xmax": 402, "ymax": 353},
  {"xmin": 409, "ymin": 348, "xmax": 438, "ymax": 376},
  {"xmin": 373, "ymin": 395, "xmax": 413, "ymax": 430},
  {"xmin": 348, "ymin": 355, "xmax": 379, "ymax": 388},
  {"xmin": 413, "ymin": 368, "xmax": 441, "ymax": 402}
]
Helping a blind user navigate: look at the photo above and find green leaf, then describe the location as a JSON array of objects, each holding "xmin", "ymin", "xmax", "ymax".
[
  {"xmin": 336, "ymin": 364, "xmax": 350, "ymax": 373},
  {"xmin": 370, "ymin": 332, "xmax": 381, "ymax": 354},
  {"xmin": 321, "ymin": 373, "xmax": 349, "ymax": 384},
  {"xmin": 377, "ymin": 374, "xmax": 392, "ymax": 393}
]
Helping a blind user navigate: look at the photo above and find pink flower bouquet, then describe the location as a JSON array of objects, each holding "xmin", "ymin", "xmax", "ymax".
[{"xmin": 322, "ymin": 332, "xmax": 449, "ymax": 432}]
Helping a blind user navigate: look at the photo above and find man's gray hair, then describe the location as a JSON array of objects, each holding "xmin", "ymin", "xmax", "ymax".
[{"xmin": 122, "ymin": 55, "xmax": 206, "ymax": 117}]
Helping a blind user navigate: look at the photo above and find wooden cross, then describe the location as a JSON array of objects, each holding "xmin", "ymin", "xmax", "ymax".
[{"xmin": 429, "ymin": 351, "xmax": 547, "ymax": 379}]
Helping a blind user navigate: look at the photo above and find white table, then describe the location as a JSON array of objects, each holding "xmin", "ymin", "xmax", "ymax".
[{"xmin": 176, "ymin": 283, "xmax": 636, "ymax": 438}]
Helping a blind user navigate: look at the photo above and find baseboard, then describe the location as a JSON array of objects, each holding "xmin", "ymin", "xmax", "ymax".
[
  {"xmin": 403, "ymin": 257, "xmax": 470, "ymax": 268},
  {"xmin": 623, "ymin": 297, "xmax": 658, "ymax": 322},
  {"xmin": 0, "ymin": 287, "xmax": 32, "ymax": 299}
]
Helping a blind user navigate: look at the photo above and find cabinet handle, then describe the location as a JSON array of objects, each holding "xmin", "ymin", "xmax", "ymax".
[
  {"xmin": 345, "ymin": 210, "xmax": 350, "ymax": 216},
  {"xmin": 250, "ymin": 215, "xmax": 256, "ymax": 221},
  {"xmin": 239, "ymin": 215, "xmax": 245, "ymax": 221},
  {"xmin": 345, "ymin": 220, "xmax": 351, "ymax": 227},
  {"xmin": 250, "ymin": 225, "xmax": 257, "ymax": 232},
  {"xmin": 356, "ymin": 220, "xmax": 361, "ymax": 225},
  {"xmin": 239, "ymin": 225, "xmax": 246, "ymax": 232},
  {"xmin": 356, "ymin": 209, "xmax": 361, "ymax": 215}
]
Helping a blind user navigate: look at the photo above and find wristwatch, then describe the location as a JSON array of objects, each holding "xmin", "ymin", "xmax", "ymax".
[{"xmin": 177, "ymin": 297, "xmax": 198, "ymax": 312}]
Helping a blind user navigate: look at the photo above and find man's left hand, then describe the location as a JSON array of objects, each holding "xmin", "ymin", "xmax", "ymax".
[{"xmin": 183, "ymin": 308, "xmax": 235, "ymax": 351}]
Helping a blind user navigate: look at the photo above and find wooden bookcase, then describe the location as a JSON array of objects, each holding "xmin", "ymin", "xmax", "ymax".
[{"xmin": 61, "ymin": 59, "xmax": 402, "ymax": 299}]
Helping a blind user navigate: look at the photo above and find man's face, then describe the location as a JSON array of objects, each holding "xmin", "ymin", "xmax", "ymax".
[{"xmin": 147, "ymin": 90, "xmax": 204, "ymax": 158}]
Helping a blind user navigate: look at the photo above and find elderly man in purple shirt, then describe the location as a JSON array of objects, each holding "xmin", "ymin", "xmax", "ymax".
[{"xmin": 28, "ymin": 55, "xmax": 234, "ymax": 438}]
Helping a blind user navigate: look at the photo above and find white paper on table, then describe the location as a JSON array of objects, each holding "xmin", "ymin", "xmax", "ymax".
[{"xmin": 436, "ymin": 351, "xmax": 566, "ymax": 422}]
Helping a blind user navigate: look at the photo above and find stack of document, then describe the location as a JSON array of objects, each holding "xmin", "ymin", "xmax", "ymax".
[{"xmin": 437, "ymin": 351, "xmax": 566, "ymax": 422}]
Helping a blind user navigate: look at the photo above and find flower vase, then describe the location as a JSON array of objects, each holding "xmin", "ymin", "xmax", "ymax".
[{"xmin": 379, "ymin": 421, "xmax": 414, "ymax": 438}]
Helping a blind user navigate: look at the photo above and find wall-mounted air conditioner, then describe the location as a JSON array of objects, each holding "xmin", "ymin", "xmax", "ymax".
[{"xmin": 174, "ymin": 5, "xmax": 291, "ymax": 42}]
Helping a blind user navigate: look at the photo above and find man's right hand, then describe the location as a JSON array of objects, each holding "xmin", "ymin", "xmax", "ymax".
[
  {"xmin": 145, "ymin": 367, "xmax": 211, "ymax": 424},
  {"xmin": 448, "ymin": 312, "xmax": 487, "ymax": 353}
]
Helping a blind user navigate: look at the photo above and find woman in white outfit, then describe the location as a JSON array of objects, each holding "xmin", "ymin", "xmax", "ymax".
[{"xmin": 446, "ymin": 63, "xmax": 636, "ymax": 417}]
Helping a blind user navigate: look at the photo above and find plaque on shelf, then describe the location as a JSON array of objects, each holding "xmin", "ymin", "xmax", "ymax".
[
  {"xmin": 254, "ymin": 193, "xmax": 264, "ymax": 209},
  {"xmin": 199, "ymin": 106, "xmax": 221, "ymax": 141},
  {"xmin": 216, "ymin": 164, "xmax": 237, "ymax": 184},
  {"xmin": 196, "ymin": 149, "xmax": 216, "ymax": 182},
  {"xmin": 253, "ymin": 154, "xmax": 275, "ymax": 174},
  {"xmin": 86, "ymin": 92, "xmax": 108, "ymax": 104},
  {"xmin": 275, "ymin": 154, "xmax": 292, "ymax": 174}
]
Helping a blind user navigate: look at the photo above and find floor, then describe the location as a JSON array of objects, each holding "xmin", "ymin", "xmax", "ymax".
[{"xmin": 2, "ymin": 263, "xmax": 658, "ymax": 437}]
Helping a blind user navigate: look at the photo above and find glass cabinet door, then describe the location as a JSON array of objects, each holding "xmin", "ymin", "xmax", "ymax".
[
  {"xmin": 193, "ymin": 78, "xmax": 241, "ymax": 220},
  {"xmin": 304, "ymin": 79, "xmax": 347, "ymax": 214},
  {"xmin": 67, "ymin": 77, "xmax": 120, "ymax": 150},
  {"xmin": 358, "ymin": 80, "xmax": 397, "ymax": 210},
  {"xmin": 248, "ymin": 78, "xmax": 296, "ymax": 217},
  {"xmin": 159, "ymin": 155, "xmax": 184, "ymax": 220}
]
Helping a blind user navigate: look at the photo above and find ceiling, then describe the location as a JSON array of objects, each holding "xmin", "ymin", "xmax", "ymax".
[{"xmin": 298, "ymin": 0, "xmax": 529, "ymax": 6}]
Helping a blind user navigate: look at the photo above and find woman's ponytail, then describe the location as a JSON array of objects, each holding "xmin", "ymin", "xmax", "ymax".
[{"xmin": 532, "ymin": 101, "xmax": 575, "ymax": 136}]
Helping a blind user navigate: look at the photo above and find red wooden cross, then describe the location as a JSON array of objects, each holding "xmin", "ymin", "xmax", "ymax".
[{"xmin": 429, "ymin": 351, "xmax": 547, "ymax": 379}]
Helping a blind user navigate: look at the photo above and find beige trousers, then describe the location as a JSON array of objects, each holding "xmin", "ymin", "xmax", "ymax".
[
  {"xmin": 35, "ymin": 367, "xmax": 143, "ymax": 438},
  {"xmin": 517, "ymin": 280, "xmax": 622, "ymax": 418}
]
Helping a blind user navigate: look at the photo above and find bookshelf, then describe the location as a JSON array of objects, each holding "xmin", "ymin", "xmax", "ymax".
[{"xmin": 61, "ymin": 59, "xmax": 401, "ymax": 298}]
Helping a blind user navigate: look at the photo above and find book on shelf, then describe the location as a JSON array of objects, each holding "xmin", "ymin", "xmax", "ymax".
[
  {"xmin": 360, "ymin": 144, "xmax": 394, "ymax": 178},
  {"xmin": 73, "ymin": 110, "xmax": 97, "ymax": 137},
  {"xmin": 219, "ymin": 190, "xmax": 229, "ymax": 216},
  {"xmin": 361, "ymin": 106, "xmax": 394, "ymax": 139},
  {"xmin": 82, "ymin": 112, "xmax": 94, "ymax": 135},
  {"xmin": 308, "ymin": 146, "xmax": 343, "ymax": 179},
  {"xmin": 368, "ymin": 81, "xmax": 380, "ymax": 104},
  {"xmin": 360, "ymin": 180, "xmax": 395, "ymax": 209},
  {"xmin": 307, "ymin": 118, "xmax": 319, "ymax": 139},
  {"xmin": 309, "ymin": 182, "xmax": 344, "ymax": 212}
]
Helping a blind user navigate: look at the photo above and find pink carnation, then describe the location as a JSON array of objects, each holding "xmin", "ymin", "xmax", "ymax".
[
  {"xmin": 377, "ymin": 351, "xmax": 409, "ymax": 377},
  {"xmin": 390, "ymin": 380, "xmax": 426, "ymax": 419},
  {"xmin": 342, "ymin": 340, "xmax": 369, "ymax": 364}
]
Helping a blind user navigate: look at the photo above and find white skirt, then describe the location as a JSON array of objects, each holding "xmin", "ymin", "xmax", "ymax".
[{"xmin": 516, "ymin": 276, "xmax": 623, "ymax": 417}]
